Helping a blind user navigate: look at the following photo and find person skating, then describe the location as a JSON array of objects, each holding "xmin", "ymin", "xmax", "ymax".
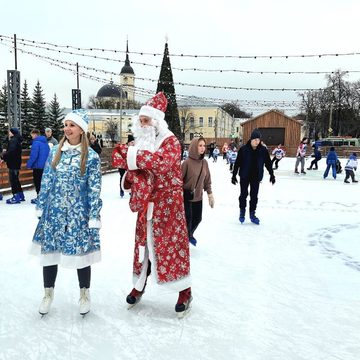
[
  {"xmin": 323, "ymin": 146, "xmax": 338, "ymax": 180},
  {"xmin": 0, "ymin": 128, "xmax": 25, "ymax": 204},
  {"xmin": 26, "ymin": 129, "xmax": 50, "ymax": 204},
  {"xmin": 294, "ymin": 137, "xmax": 308, "ymax": 174},
  {"xmin": 271, "ymin": 143, "xmax": 285, "ymax": 170},
  {"xmin": 112, "ymin": 92, "xmax": 192, "ymax": 317},
  {"xmin": 182, "ymin": 137, "xmax": 214, "ymax": 246},
  {"xmin": 30, "ymin": 109, "xmax": 102, "ymax": 316},
  {"xmin": 231, "ymin": 128, "xmax": 275, "ymax": 224},
  {"xmin": 344, "ymin": 152, "xmax": 358, "ymax": 183},
  {"xmin": 307, "ymin": 144, "xmax": 322, "ymax": 170}
]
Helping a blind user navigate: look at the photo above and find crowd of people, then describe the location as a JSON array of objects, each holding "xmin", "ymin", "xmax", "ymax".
[{"xmin": 0, "ymin": 92, "xmax": 357, "ymax": 319}]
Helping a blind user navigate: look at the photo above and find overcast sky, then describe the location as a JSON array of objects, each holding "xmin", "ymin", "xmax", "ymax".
[{"xmin": 1, "ymin": 0, "xmax": 360, "ymax": 115}]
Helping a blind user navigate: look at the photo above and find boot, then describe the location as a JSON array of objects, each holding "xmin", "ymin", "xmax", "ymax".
[
  {"xmin": 126, "ymin": 265, "xmax": 151, "ymax": 307},
  {"xmin": 175, "ymin": 287, "xmax": 192, "ymax": 317},
  {"xmin": 250, "ymin": 211, "xmax": 260, "ymax": 225},
  {"xmin": 18, "ymin": 192, "xmax": 25, "ymax": 201},
  {"xmin": 120, "ymin": 189, "xmax": 124, "ymax": 197},
  {"xmin": 189, "ymin": 236, "xmax": 197, "ymax": 246},
  {"xmin": 6, "ymin": 193, "xmax": 21, "ymax": 204},
  {"xmin": 239, "ymin": 209, "xmax": 245, "ymax": 223},
  {"xmin": 79, "ymin": 288, "xmax": 91, "ymax": 315},
  {"xmin": 0, "ymin": 193, "xmax": 3, "ymax": 200},
  {"xmin": 126, "ymin": 288, "xmax": 144, "ymax": 307},
  {"xmin": 294, "ymin": 170, "xmax": 299, "ymax": 174},
  {"xmin": 31, "ymin": 197, "xmax": 38, "ymax": 204},
  {"xmin": 353, "ymin": 180, "xmax": 358, "ymax": 183},
  {"xmin": 301, "ymin": 170, "xmax": 306, "ymax": 174},
  {"xmin": 39, "ymin": 287, "xmax": 54, "ymax": 315},
  {"xmin": 344, "ymin": 180, "xmax": 350, "ymax": 183}
]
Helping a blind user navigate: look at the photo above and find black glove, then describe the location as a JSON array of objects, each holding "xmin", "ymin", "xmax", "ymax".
[
  {"xmin": 231, "ymin": 176, "xmax": 238, "ymax": 185},
  {"xmin": 270, "ymin": 174, "xmax": 276, "ymax": 185}
]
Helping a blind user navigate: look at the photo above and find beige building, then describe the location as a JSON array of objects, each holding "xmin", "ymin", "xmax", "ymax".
[{"xmin": 178, "ymin": 106, "xmax": 236, "ymax": 144}]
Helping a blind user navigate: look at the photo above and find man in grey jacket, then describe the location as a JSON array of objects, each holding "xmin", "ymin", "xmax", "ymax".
[{"xmin": 45, "ymin": 128, "xmax": 58, "ymax": 147}]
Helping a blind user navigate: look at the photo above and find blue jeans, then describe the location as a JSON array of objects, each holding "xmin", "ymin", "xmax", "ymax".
[{"xmin": 323, "ymin": 163, "xmax": 336, "ymax": 179}]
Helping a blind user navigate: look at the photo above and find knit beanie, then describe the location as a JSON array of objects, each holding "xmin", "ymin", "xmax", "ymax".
[{"xmin": 250, "ymin": 128, "xmax": 261, "ymax": 140}]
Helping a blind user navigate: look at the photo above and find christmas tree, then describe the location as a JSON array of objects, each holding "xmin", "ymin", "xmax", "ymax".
[{"xmin": 156, "ymin": 42, "xmax": 181, "ymax": 140}]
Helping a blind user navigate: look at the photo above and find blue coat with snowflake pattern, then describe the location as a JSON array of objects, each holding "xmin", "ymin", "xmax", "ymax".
[{"xmin": 31, "ymin": 144, "xmax": 102, "ymax": 268}]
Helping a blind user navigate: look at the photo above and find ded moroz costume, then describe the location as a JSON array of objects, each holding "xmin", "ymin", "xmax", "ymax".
[{"xmin": 112, "ymin": 92, "xmax": 192, "ymax": 316}]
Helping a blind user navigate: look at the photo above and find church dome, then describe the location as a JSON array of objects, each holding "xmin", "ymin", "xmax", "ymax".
[{"xmin": 96, "ymin": 82, "xmax": 126, "ymax": 98}]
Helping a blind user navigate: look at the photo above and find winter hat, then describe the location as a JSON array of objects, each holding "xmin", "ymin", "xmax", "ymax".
[
  {"xmin": 45, "ymin": 127, "xmax": 52, "ymax": 132},
  {"xmin": 138, "ymin": 92, "xmax": 168, "ymax": 122},
  {"xmin": 10, "ymin": 127, "xmax": 19, "ymax": 135},
  {"xmin": 127, "ymin": 134, "xmax": 135, "ymax": 143},
  {"xmin": 250, "ymin": 128, "xmax": 261, "ymax": 140},
  {"xmin": 63, "ymin": 109, "xmax": 89, "ymax": 132}
]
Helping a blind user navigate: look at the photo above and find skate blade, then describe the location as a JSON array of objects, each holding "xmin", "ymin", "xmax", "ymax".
[
  {"xmin": 80, "ymin": 311, "xmax": 90, "ymax": 317},
  {"xmin": 176, "ymin": 303, "xmax": 192, "ymax": 319}
]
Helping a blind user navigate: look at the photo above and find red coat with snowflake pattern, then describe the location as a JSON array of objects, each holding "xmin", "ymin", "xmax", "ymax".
[{"xmin": 112, "ymin": 135, "xmax": 190, "ymax": 285}]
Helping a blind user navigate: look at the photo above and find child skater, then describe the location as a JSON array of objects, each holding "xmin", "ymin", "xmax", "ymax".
[{"xmin": 344, "ymin": 152, "xmax": 358, "ymax": 183}]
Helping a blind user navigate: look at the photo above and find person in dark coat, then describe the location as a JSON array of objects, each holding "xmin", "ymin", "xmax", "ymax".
[
  {"xmin": 231, "ymin": 128, "xmax": 275, "ymax": 224},
  {"xmin": 0, "ymin": 128, "xmax": 25, "ymax": 204},
  {"xmin": 89, "ymin": 134, "xmax": 102, "ymax": 155},
  {"xmin": 307, "ymin": 144, "xmax": 322, "ymax": 170},
  {"xmin": 26, "ymin": 129, "xmax": 50, "ymax": 204}
]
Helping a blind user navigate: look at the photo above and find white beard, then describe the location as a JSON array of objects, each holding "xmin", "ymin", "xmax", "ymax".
[{"xmin": 133, "ymin": 125, "xmax": 156, "ymax": 152}]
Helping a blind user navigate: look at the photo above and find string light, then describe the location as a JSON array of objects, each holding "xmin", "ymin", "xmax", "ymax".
[
  {"xmin": 1, "ymin": 34, "xmax": 360, "ymax": 60},
  {"xmin": 0, "ymin": 42, "xmax": 330, "ymax": 92}
]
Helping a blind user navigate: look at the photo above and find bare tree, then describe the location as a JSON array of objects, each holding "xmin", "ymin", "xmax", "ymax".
[
  {"xmin": 178, "ymin": 106, "xmax": 195, "ymax": 142},
  {"xmin": 105, "ymin": 118, "xmax": 118, "ymax": 145}
]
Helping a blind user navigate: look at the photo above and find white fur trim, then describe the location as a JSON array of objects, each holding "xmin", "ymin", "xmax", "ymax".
[
  {"xmin": 138, "ymin": 245, "xmax": 145, "ymax": 263},
  {"xmin": 133, "ymin": 219, "xmax": 191, "ymax": 292},
  {"xmin": 127, "ymin": 146, "xmax": 138, "ymax": 170},
  {"xmin": 120, "ymin": 171, "xmax": 131, "ymax": 192},
  {"xmin": 64, "ymin": 112, "xmax": 88, "ymax": 132},
  {"xmin": 30, "ymin": 242, "xmax": 101, "ymax": 269},
  {"xmin": 147, "ymin": 202, "xmax": 154, "ymax": 220},
  {"xmin": 36, "ymin": 209, "xmax": 43, "ymax": 218},
  {"xmin": 88, "ymin": 219, "xmax": 101, "ymax": 229},
  {"xmin": 139, "ymin": 105, "xmax": 165, "ymax": 122}
]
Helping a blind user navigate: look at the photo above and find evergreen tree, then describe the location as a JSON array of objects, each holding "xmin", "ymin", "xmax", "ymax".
[
  {"xmin": 20, "ymin": 80, "xmax": 34, "ymax": 148},
  {"xmin": 0, "ymin": 83, "xmax": 8, "ymax": 146},
  {"xmin": 31, "ymin": 80, "xmax": 48, "ymax": 132},
  {"xmin": 48, "ymin": 93, "xmax": 64, "ymax": 141},
  {"xmin": 156, "ymin": 42, "xmax": 181, "ymax": 139}
]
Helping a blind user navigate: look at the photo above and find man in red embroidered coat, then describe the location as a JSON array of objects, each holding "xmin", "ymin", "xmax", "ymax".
[{"xmin": 112, "ymin": 92, "xmax": 192, "ymax": 316}]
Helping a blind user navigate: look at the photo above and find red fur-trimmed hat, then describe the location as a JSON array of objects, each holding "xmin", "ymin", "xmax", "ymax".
[{"xmin": 138, "ymin": 92, "xmax": 168, "ymax": 121}]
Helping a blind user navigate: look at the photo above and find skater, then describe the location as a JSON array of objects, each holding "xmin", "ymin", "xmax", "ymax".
[
  {"xmin": 271, "ymin": 143, "xmax": 285, "ymax": 170},
  {"xmin": 222, "ymin": 142, "xmax": 228, "ymax": 161},
  {"xmin": 182, "ymin": 146, "xmax": 189, "ymax": 161},
  {"xmin": 344, "ymin": 152, "xmax": 358, "ymax": 183},
  {"xmin": 212, "ymin": 146, "xmax": 220, "ymax": 162},
  {"xmin": 307, "ymin": 144, "xmax": 322, "ymax": 170},
  {"xmin": 231, "ymin": 128, "xmax": 275, "ymax": 224},
  {"xmin": 112, "ymin": 134, "xmax": 135, "ymax": 197},
  {"xmin": 89, "ymin": 134, "xmax": 102, "ymax": 155},
  {"xmin": 294, "ymin": 137, "xmax": 308, "ymax": 174},
  {"xmin": 112, "ymin": 92, "xmax": 192, "ymax": 317},
  {"xmin": 0, "ymin": 128, "xmax": 25, "ymax": 204},
  {"xmin": 31, "ymin": 109, "xmax": 102, "ymax": 316},
  {"xmin": 182, "ymin": 137, "xmax": 214, "ymax": 246},
  {"xmin": 26, "ymin": 129, "xmax": 50, "ymax": 204},
  {"xmin": 228, "ymin": 147, "xmax": 237, "ymax": 172},
  {"xmin": 323, "ymin": 146, "xmax": 338, "ymax": 180}
]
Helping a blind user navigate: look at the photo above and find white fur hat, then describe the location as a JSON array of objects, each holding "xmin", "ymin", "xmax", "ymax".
[{"xmin": 63, "ymin": 109, "xmax": 89, "ymax": 132}]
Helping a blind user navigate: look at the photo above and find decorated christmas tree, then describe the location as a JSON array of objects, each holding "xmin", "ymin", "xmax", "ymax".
[{"xmin": 156, "ymin": 42, "xmax": 181, "ymax": 140}]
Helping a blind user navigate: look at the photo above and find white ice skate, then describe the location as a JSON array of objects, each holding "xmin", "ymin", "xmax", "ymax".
[
  {"xmin": 79, "ymin": 288, "xmax": 91, "ymax": 316},
  {"xmin": 39, "ymin": 287, "xmax": 54, "ymax": 315}
]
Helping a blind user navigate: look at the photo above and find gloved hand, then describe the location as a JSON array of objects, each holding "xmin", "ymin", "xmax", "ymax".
[
  {"xmin": 270, "ymin": 174, "xmax": 276, "ymax": 185},
  {"xmin": 208, "ymin": 193, "xmax": 215, "ymax": 208},
  {"xmin": 231, "ymin": 176, "xmax": 238, "ymax": 185}
]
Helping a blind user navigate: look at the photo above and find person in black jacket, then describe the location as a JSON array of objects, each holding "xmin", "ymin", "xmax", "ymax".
[
  {"xmin": 231, "ymin": 128, "xmax": 275, "ymax": 224},
  {"xmin": 89, "ymin": 134, "xmax": 102, "ymax": 155},
  {"xmin": 0, "ymin": 128, "xmax": 25, "ymax": 204}
]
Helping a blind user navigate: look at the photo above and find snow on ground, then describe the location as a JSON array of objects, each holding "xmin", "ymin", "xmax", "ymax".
[{"xmin": 0, "ymin": 156, "xmax": 360, "ymax": 360}]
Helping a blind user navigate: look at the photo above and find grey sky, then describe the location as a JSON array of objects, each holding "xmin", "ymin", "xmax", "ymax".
[{"xmin": 1, "ymin": 0, "xmax": 360, "ymax": 115}]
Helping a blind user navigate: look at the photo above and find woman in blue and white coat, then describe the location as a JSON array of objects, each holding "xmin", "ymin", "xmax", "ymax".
[{"xmin": 31, "ymin": 109, "xmax": 102, "ymax": 316}]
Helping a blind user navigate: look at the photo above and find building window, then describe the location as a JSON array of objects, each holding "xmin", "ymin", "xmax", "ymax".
[
  {"xmin": 181, "ymin": 117, "xmax": 185, "ymax": 128},
  {"xmin": 190, "ymin": 117, "xmax": 195, "ymax": 128},
  {"xmin": 190, "ymin": 133, "xmax": 194, "ymax": 140},
  {"xmin": 199, "ymin": 117, "xmax": 204, "ymax": 127},
  {"xmin": 208, "ymin": 117, "xmax": 213, "ymax": 127}
]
